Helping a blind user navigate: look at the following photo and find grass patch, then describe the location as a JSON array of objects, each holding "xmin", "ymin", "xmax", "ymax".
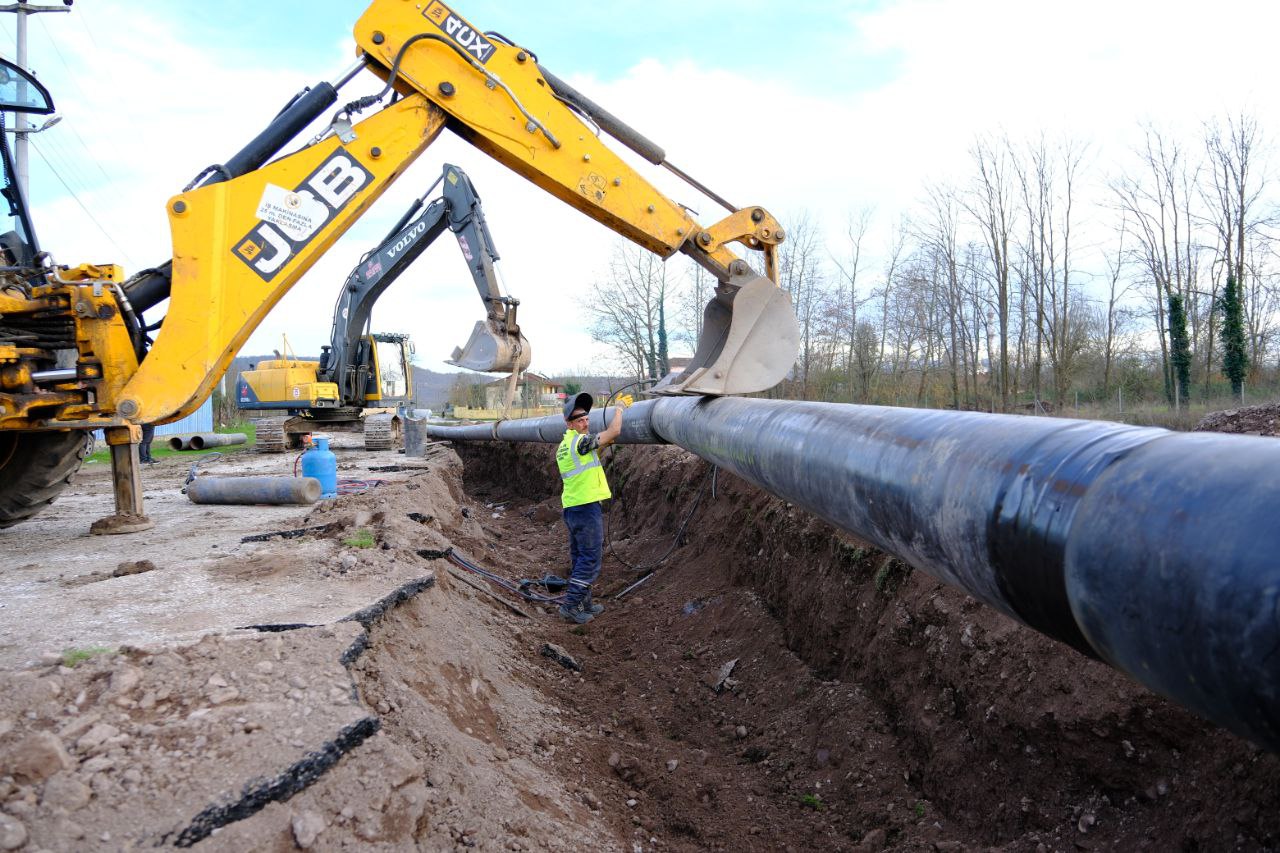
[
  {"xmin": 874, "ymin": 558, "xmax": 911, "ymax": 595},
  {"xmin": 62, "ymin": 646, "xmax": 114, "ymax": 667},
  {"xmin": 799, "ymin": 793, "xmax": 826, "ymax": 811},
  {"xmin": 343, "ymin": 529, "xmax": 375, "ymax": 548},
  {"xmin": 84, "ymin": 421, "xmax": 257, "ymax": 465},
  {"xmin": 836, "ymin": 541, "xmax": 869, "ymax": 567}
]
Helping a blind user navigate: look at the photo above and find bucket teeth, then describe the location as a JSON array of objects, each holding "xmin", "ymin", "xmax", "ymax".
[{"xmin": 447, "ymin": 319, "xmax": 532, "ymax": 374}]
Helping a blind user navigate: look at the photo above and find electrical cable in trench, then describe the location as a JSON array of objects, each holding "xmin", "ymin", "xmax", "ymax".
[
  {"xmin": 446, "ymin": 548, "xmax": 564, "ymax": 604},
  {"xmin": 607, "ymin": 463, "xmax": 716, "ymax": 600}
]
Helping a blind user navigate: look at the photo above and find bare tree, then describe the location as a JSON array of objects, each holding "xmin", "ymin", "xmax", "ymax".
[
  {"xmin": 918, "ymin": 184, "xmax": 967, "ymax": 408},
  {"xmin": 1111, "ymin": 125, "xmax": 1206, "ymax": 405},
  {"xmin": 776, "ymin": 211, "xmax": 828, "ymax": 398},
  {"xmin": 871, "ymin": 219, "xmax": 908, "ymax": 402},
  {"xmin": 831, "ymin": 207, "xmax": 873, "ymax": 402},
  {"xmin": 583, "ymin": 241, "xmax": 672, "ymax": 381},
  {"xmin": 1097, "ymin": 216, "xmax": 1137, "ymax": 397},
  {"xmin": 1014, "ymin": 135, "xmax": 1088, "ymax": 407},
  {"xmin": 963, "ymin": 136, "xmax": 1017, "ymax": 411},
  {"xmin": 675, "ymin": 261, "xmax": 713, "ymax": 356}
]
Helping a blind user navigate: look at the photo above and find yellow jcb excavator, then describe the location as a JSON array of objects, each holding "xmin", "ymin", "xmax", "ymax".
[{"xmin": 0, "ymin": 1, "xmax": 799, "ymax": 534}]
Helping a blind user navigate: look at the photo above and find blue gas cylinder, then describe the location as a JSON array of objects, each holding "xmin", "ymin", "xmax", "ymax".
[{"xmin": 301, "ymin": 435, "xmax": 338, "ymax": 498}]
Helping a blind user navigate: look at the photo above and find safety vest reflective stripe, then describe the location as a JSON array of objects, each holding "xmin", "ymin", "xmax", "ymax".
[
  {"xmin": 560, "ymin": 454, "xmax": 602, "ymax": 480},
  {"xmin": 558, "ymin": 428, "xmax": 611, "ymax": 507}
]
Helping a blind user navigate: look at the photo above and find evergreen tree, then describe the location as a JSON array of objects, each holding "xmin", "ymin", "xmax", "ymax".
[
  {"xmin": 657, "ymin": 298, "xmax": 670, "ymax": 378},
  {"xmin": 1218, "ymin": 274, "xmax": 1248, "ymax": 397},
  {"xmin": 1167, "ymin": 293, "xmax": 1192, "ymax": 407}
]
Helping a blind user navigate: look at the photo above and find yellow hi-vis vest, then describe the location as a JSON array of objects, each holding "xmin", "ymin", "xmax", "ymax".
[{"xmin": 557, "ymin": 428, "xmax": 611, "ymax": 508}]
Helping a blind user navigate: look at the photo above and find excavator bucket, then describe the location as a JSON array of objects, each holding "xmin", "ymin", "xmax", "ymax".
[
  {"xmin": 447, "ymin": 318, "xmax": 532, "ymax": 374},
  {"xmin": 654, "ymin": 271, "xmax": 800, "ymax": 396}
]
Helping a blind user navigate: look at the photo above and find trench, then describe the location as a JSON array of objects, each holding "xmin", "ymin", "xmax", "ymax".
[
  {"xmin": 10, "ymin": 441, "xmax": 1276, "ymax": 851},
  {"xmin": 446, "ymin": 441, "xmax": 1280, "ymax": 850}
]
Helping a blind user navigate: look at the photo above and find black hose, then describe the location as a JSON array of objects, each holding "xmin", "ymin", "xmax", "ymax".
[{"xmin": 605, "ymin": 462, "xmax": 714, "ymax": 576}]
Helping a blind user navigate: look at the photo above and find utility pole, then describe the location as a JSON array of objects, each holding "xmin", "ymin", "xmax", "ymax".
[{"xmin": 0, "ymin": 1, "xmax": 71, "ymax": 198}]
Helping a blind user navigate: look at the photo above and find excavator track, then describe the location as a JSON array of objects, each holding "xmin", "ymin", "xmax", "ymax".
[
  {"xmin": 363, "ymin": 414, "xmax": 399, "ymax": 451},
  {"xmin": 0, "ymin": 431, "xmax": 92, "ymax": 529},
  {"xmin": 255, "ymin": 417, "xmax": 289, "ymax": 454}
]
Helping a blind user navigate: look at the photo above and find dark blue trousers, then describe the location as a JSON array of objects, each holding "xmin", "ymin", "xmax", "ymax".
[{"xmin": 563, "ymin": 502, "xmax": 603, "ymax": 606}]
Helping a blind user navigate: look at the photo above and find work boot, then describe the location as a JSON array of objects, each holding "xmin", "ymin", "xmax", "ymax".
[
  {"xmin": 581, "ymin": 595, "xmax": 604, "ymax": 616},
  {"xmin": 558, "ymin": 602, "xmax": 594, "ymax": 624}
]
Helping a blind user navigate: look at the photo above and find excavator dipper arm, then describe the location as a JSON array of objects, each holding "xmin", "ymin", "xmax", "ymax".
[
  {"xmin": 322, "ymin": 162, "xmax": 529, "ymax": 404},
  {"xmin": 352, "ymin": 0, "xmax": 799, "ymax": 395}
]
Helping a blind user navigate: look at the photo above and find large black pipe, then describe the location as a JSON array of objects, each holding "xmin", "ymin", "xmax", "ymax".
[
  {"xmin": 427, "ymin": 398, "xmax": 1280, "ymax": 753},
  {"xmin": 428, "ymin": 401, "xmax": 661, "ymax": 445}
]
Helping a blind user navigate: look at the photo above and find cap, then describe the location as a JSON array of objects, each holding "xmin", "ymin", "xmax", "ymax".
[{"xmin": 563, "ymin": 391, "xmax": 593, "ymax": 421}]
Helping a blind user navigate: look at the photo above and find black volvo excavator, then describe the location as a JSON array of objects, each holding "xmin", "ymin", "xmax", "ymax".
[{"xmin": 235, "ymin": 163, "xmax": 529, "ymax": 451}]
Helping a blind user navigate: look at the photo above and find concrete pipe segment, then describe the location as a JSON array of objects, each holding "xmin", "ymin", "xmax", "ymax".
[
  {"xmin": 186, "ymin": 475, "xmax": 322, "ymax": 505},
  {"xmin": 188, "ymin": 432, "xmax": 248, "ymax": 450},
  {"xmin": 426, "ymin": 398, "xmax": 1280, "ymax": 753},
  {"xmin": 167, "ymin": 433, "xmax": 248, "ymax": 451}
]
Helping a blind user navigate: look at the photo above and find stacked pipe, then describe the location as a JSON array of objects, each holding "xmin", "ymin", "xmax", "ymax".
[
  {"xmin": 426, "ymin": 398, "xmax": 1280, "ymax": 753},
  {"xmin": 168, "ymin": 432, "xmax": 248, "ymax": 451}
]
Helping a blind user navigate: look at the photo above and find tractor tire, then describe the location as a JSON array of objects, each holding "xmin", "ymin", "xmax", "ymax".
[{"xmin": 0, "ymin": 430, "xmax": 91, "ymax": 529}]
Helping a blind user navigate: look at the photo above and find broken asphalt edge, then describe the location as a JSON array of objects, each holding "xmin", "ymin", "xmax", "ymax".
[{"xmin": 163, "ymin": 573, "xmax": 437, "ymax": 847}]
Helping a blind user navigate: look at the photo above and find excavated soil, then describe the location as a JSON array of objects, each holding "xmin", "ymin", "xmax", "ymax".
[
  {"xmin": 457, "ymin": 441, "xmax": 1280, "ymax": 851},
  {"xmin": 1194, "ymin": 402, "xmax": 1280, "ymax": 436},
  {"xmin": 0, "ymin": 432, "xmax": 1276, "ymax": 851}
]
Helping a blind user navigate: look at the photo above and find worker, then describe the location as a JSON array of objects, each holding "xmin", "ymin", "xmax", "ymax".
[
  {"xmin": 555, "ymin": 392, "xmax": 622, "ymax": 624},
  {"xmin": 138, "ymin": 423, "xmax": 157, "ymax": 465}
]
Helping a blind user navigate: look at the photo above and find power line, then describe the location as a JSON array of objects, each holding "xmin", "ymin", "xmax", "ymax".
[
  {"xmin": 38, "ymin": 135, "xmax": 103, "ymax": 204},
  {"xmin": 31, "ymin": 13, "xmax": 118, "ymax": 184},
  {"xmin": 60, "ymin": 120, "xmax": 112, "ymax": 184},
  {"xmin": 28, "ymin": 138, "xmax": 135, "ymax": 266},
  {"xmin": 72, "ymin": 3, "xmax": 101, "ymax": 52},
  {"xmin": 33, "ymin": 15, "xmax": 73, "ymax": 74},
  {"xmin": 31, "ymin": 129, "xmax": 96, "ymax": 195}
]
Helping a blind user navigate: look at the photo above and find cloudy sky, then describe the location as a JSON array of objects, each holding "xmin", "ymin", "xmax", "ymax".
[{"xmin": 7, "ymin": 0, "xmax": 1278, "ymax": 377}]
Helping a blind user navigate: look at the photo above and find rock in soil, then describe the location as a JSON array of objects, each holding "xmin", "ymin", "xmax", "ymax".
[
  {"xmin": 291, "ymin": 810, "xmax": 326, "ymax": 849},
  {"xmin": 540, "ymin": 642, "xmax": 582, "ymax": 671},
  {"xmin": 4, "ymin": 731, "xmax": 73, "ymax": 783},
  {"xmin": 0, "ymin": 814, "xmax": 28, "ymax": 851}
]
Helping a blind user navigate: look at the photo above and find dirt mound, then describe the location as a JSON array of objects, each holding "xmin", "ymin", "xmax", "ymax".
[
  {"xmin": 1194, "ymin": 402, "xmax": 1280, "ymax": 435},
  {"xmin": 457, "ymin": 441, "xmax": 1280, "ymax": 850}
]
